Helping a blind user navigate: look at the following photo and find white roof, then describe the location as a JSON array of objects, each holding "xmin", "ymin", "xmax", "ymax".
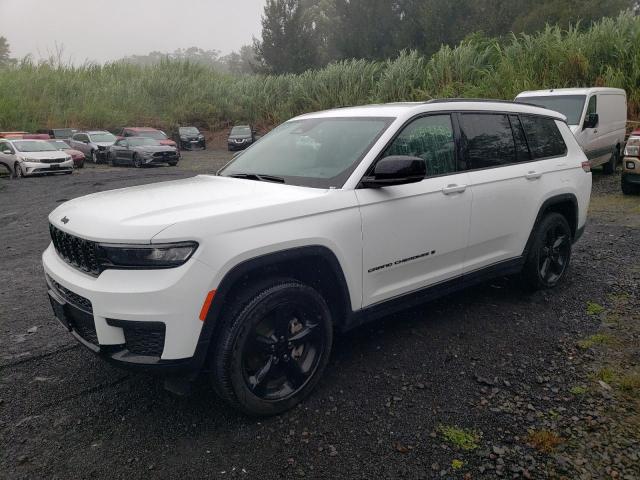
[
  {"xmin": 516, "ymin": 87, "xmax": 626, "ymax": 98},
  {"xmin": 293, "ymin": 100, "xmax": 567, "ymax": 122}
]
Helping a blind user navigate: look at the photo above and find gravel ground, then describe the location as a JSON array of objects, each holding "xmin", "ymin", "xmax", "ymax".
[{"xmin": 1, "ymin": 154, "xmax": 639, "ymax": 479}]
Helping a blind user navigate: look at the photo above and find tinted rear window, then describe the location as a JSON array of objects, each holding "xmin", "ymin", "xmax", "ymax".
[
  {"xmin": 459, "ymin": 113, "xmax": 515, "ymax": 169},
  {"xmin": 520, "ymin": 116, "xmax": 567, "ymax": 159}
]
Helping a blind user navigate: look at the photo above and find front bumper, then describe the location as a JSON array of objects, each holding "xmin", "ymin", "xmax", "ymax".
[
  {"xmin": 42, "ymin": 244, "xmax": 216, "ymax": 372},
  {"xmin": 180, "ymin": 139, "xmax": 206, "ymax": 150},
  {"xmin": 622, "ymin": 156, "xmax": 640, "ymax": 181},
  {"xmin": 23, "ymin": 160, "xmax": 73, "ymax": 176}
]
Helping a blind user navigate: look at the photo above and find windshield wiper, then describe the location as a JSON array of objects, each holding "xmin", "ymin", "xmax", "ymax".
[{"xmin": 227, "ymin": 173, "xmax": 285, "ymax": 184}]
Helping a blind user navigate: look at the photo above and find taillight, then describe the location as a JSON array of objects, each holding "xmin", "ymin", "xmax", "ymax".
[{"xmin": 581, "ymin": 161, "xmax": 591, "ymax": 173}]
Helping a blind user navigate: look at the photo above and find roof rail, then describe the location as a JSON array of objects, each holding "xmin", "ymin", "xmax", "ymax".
[{"xmin": 425, "ymin": 98, "xmax": 536, "ymax": 106}]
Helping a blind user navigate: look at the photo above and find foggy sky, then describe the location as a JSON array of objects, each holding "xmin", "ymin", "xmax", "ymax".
[{"xmin": 1, "ymin": 0, "xmax": 266, "ymax": 64}]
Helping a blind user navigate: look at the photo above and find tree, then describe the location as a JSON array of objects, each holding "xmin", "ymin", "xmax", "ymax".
[
  {"xmin": 254, "ymin": 0, "xmax": 319, "ymax": 74},
  {"xmin": 332, "ymin": 0, "xmax": 402, "ymax": 60},
  {"xmin": 221, "ymin": 45, "xmax": 259, "ymax": 74},
  {"xmin": 0, "ymin": 36, "xmax": 12, "ymax": 66}
]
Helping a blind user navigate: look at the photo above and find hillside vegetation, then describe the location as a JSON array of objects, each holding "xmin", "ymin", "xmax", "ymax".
[{"xmin": 1, "ymin": 13, "xmax": 639, "ymax": 132}]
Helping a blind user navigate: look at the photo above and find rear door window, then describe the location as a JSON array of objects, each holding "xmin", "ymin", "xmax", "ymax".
[
  {"xmin": 509, "ymin": 115, "xmax": 531, "ymax": 162},
  {"xmin": 520, "ymin": 116, "xmax": 567, "ymax": 159},
  {"xmin": 458, "ymin": 113, "xmax": 515, "ymax": 169}
]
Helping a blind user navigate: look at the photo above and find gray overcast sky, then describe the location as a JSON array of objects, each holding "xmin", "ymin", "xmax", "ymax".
[{"xmin": 1, "ymin": 0, "xmax": 266, "ymax": 63}]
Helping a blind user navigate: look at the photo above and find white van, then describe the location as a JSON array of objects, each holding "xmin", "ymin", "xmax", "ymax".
[{"xmin": 515, "ymin": 88, "xmax": 626, "ymax": 173}]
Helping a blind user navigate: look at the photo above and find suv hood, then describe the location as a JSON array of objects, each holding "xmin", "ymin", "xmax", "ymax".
[
  {"xmin": 49, "ymin": 175, "xmax": 327, "ymax": 243},
  {"xmin": 20, "ymin": 151, "xmax": 70, "ymax": 160}
]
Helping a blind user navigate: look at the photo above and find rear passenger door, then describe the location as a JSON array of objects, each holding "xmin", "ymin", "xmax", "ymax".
[{"xmin": 459, "ymin": 112, "xmax": 546, "ymax": 272}]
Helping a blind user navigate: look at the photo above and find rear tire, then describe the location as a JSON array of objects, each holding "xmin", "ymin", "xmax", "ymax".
[
  {"xmin": 602, "ymin": 147, "xmax": 619, "ymax": 174},
  {"xmin": 522, "ymin": 213, "xmax": 572, "ymax": 290},
  {"xmin": 210, "ymin": 279, "xmax": 333, "ymax": 416}
]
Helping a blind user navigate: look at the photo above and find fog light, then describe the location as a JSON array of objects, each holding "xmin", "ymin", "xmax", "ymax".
[{"xmin": 627, "ymin": 161, "xmax": 636, "ymax": 169}]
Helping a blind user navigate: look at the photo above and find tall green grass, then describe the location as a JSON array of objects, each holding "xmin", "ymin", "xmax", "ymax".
[{"xmin": 1, "ymin": 12, "xmax": 639, "ymax": 132}]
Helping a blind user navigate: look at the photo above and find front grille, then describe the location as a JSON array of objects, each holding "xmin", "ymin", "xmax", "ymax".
[
  {"xmin": 153, "ymin": 151, "xmax": 177, "ymax": 158},
  {"xmin": 122, "ymin": 323, "xmax": 166, "ymax": 357},
  {"xmin": 41, "ymin": 158, "xmax": 66, "ymax": 164},
  {"xmin": 47, "ymin": 274, "xmax": 93, "ymax": 313},
  {"xmin": 49, "ymin": 224, "xmax": 100, "ymax": 276}
]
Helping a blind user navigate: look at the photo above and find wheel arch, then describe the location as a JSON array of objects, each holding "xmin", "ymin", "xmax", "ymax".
[
  {"xmin": 523, "ymin": 193, "xmax": 579, "ymax": 257},
  {"xmin": 192, "ymin": 246, "xmax": 353, "ymax": 371}
]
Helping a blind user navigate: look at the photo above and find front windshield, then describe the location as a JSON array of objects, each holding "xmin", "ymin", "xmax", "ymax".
[
  {"xmin": 14, "ymin": 140, "xmax": 56, "ymax": 152},
  {"xmin": 89, "ymin": 132, "xmax": 116, "ymax": 143},
  {"xmin": 517, "ymin": 95, "xmax": 586, "ymax": 125},
  {"xmin": 49, "ymin": 140, "xmax": 70, "ymax": 149},
  {"xmin": 231, "ymin": 126, "xmax": 251, "ymax": 136},
  {"xmin": 179, "ymin": 127, "xmax": 199, "ymax": 135},
  {"xmin": 128, "ymin": 137, "xmax": 162, "ymax": 147},
  {"xmin": 136, "ymin": 130, "xmax": 167, "ymax": 140},
  {"xmin": 220, "ymin": 117, "xmax": 393, "ymax": 188}
]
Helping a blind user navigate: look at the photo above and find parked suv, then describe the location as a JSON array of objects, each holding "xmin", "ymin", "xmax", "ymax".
[
  {"xmin": 515, "ymin": 88, "xmax": 626, "ymax": 173},
  {"xmin": 173, "ymin": 126, "xmax": 206, "ymax": 150},
  {"xmin": 68, "ymin": 131, "xmax": 117, "ymax": 163},
  {"xmin": 622, "ymin": 129, "xmax": 640, "ymax": 195},
  {"xmin": 43, "ymin": 100, "xmax": 591, "ymax": 415},
  {"xmin": 227, "ymin": 125, "xmax": 256, "ymax": 151}
]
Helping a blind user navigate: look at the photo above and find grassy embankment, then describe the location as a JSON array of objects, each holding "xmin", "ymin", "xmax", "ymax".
[{"xmin": 1, "ymin": 13, "xmax": 639, "ymax": 132}]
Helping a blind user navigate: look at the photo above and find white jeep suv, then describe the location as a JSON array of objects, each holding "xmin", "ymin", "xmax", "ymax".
[{"xmin": 43, "ymin": 100, "xmax": 592, "ymax": 415}]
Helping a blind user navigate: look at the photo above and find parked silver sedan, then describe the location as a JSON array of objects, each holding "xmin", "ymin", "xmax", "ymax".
[
  {"xmin": 0, "ymin": 138, "xmax": 73, "ymax": 177},
  {"xmin": 68, "ymin": 130, "xmax": 117, "ymax": 163}
]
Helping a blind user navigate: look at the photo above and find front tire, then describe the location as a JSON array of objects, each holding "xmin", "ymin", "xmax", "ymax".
[
  {"xmin": 91, "ymin": 150, "xmax": 99, "ymax": 164},
  {"xmin": 210, "ymin": 279, "xmax": 333, "ymax": 416},
  {"xmin": 621, "ymin": 175, "xmax": 638, "ymax": 195},
  {"xmin": 602, "ymin": 147, "xmax": 619, "ymax": 174},
  {"xmin": 522, "ymin": 213, "xmax": 572, "ymax": 290},
  {"xmin": 13, "ymin": 162, "xmax": 23, "ymax": 179},
  {"xmin": 132, "ymin": 154, "xmax": 142, "ymax": 168}
]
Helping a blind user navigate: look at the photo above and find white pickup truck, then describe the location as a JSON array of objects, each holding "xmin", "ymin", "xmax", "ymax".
[{"xmin": 516, "ymin": 87, "xmax": 626, "ymax": 173}]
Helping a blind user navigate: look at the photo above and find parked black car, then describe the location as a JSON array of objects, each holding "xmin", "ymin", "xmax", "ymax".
[
  {"xmin": 227, "ymin": 125, "xmax": 256, "ymax": 151},
  {"xmin": 107, "ymin": 137, "xmax": 179, "ymax": 168},
  {"xmin": 174, "ymin": 126, "xmax": 206, "ymax": 150}
]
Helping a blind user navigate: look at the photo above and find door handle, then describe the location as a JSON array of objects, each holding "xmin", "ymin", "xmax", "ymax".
[
  {"xmin": 525, "ymin": 171, "xmax": 542, "ymax": 180},
  {"xmin": 442, "ymin": 184, "xmax": 467, "ymax": 195}
]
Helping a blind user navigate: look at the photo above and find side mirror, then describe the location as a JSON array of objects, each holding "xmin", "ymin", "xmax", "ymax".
[
  {"xmin": 361, "ymin": 155, "xmax": 426, "ymax": 188},
  {"xmin": 584, "ymin": 112, "xmax": 599, "ymax": 129}
]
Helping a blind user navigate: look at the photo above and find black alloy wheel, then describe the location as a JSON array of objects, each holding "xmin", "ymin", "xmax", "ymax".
[
  {"xmin": 523, "ymin": 212, "xmax": 572, "ymax": 289},
  {"xmin": 211, "ymin": 279, "xmax": 333, "ymax": 416},
  {"xmin": 132, "ymin": 154, "xmax": 142, "ymax": 168}
]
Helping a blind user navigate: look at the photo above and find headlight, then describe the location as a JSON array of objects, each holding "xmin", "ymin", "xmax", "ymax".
[
  {"xmin": 624, "ymin": 136, "xmax": 640, "ymax": 157},
  {"xmin": 21, "ymin": 156, "xmax": 39, "ymax": 163},
  {"xmin": 142, "ymin": 150, "xmax": 154, "ymax": 158},
  {"xmin": 97, "ymin": 242, "xmax": 198, "ymax": 269},
  {"xmin": 198, "ymin": 134, "xmax": 204, "ymax": 139}
]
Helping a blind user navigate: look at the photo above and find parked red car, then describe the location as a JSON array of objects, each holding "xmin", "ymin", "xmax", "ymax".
[
  {"xmin": 116, "ymin": 127, "xmax": 177, "ymax": 148},
  {"xmin": 48, "ymin": 139, "xmax": 85, "ymax": 168}
]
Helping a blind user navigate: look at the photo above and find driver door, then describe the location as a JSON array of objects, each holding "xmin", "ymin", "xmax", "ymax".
[{"xmin": 355, "ymin": 114, "xmax": 472, "ymax": 307}]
